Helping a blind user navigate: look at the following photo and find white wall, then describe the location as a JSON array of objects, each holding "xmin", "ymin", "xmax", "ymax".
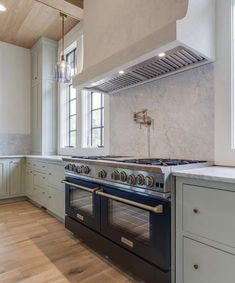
[
  {"xmin": 0, "ymin": 41, "xmax": 30, "ymax": 134},
  {"xmin": 0, "ymin": 41, "xmax": 31, "ymax": 154}
]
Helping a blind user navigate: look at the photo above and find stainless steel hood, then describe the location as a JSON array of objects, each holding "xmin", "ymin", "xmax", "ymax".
[{"xmin": 73, "ymin": 0, "xmax": 215, "ymax": 94}]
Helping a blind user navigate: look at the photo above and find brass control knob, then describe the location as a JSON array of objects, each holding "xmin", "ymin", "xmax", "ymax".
[
  {"xmin": 136, "ymin": 174, "xmax": 145, "ymax": 185},
  {"xmin": 111, "ymin": 170, "xmax": 120, "ymax": 180},
  {"xmin": 127, "ymin": 175, "xmax": 136, "ymax": 185},
  {"xmin": 81, "ymin": 165, "xmax": 90, "ymax": 174},
  {"xmin": 76, "ymin": 166, "xmax": 82, "ymax": 173},
  {"xmin": 65, "ymin": 164, "xmax": 71, "ymax": 171},
  {"xmin": 145, "ymin": 176, "xmax": 155, "ymax": 187},
  {"xmin": 120, "ymin": 171, "xmax": 128, "ymax": 182},
  {"xmin": 68, "ymin": 164, "xmax": 76, "ymax": 172},
  {"xmin": 98, "ymin": 170, "xmax": 107, "ymax": 179}
]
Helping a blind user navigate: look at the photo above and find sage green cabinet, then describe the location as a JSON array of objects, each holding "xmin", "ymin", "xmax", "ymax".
[
  {"xmin": 31, "ymin": 37, "xmax": 58, "ymax": 155},
  {"xmin": 0, "ymin": 159, "xmax": 24, "ymax": 199},
  {"xmin": 26, "ymin": 158, "xmax": 65, "ymax": 220},
  {"xmin": 0, "ymin": 160, "xmax": 9, "ymax": 198},
  {"xmin": 9, "ymin": 159, "xmax": 24, "ymax": 196}
]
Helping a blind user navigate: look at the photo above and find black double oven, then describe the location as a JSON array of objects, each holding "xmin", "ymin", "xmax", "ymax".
[{"xmin": 64, "ymin": 176, "xmax": 171, "ymax": 283}]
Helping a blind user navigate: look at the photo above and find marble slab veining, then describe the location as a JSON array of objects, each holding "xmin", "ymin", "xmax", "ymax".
[
  {"xmin": 109, "ymin": 64, "xmax": 214, "ymax": 161},
  {"xmin": 0, "ymin": 134, "xmax": 31, "ymax": 155},
  {"xmin": 173, "ymin": 166, "xmax": 235, "ymax": 184}
]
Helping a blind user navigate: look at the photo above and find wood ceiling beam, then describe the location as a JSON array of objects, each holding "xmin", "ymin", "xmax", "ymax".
[
  {"xmin": 35, "ymin": 0, "xmax": 83, "ymax": 20},
  {"xmin": 64, "ymin": 0, "xmax": 83, "ymax": 9}
]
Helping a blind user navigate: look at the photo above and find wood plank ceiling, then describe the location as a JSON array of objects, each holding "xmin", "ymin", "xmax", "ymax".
[{"xmin": 0, "ymin": 0, "xmax": 80, "ymax": 49}]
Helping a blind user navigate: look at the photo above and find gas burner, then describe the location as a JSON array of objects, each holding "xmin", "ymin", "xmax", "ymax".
[
  {"xmin": 71, "ymin": 155, "xmax": 130, "ymax": 160},
  {"xmin": 120, "ymin": 158, "xmax": 206, "ymax": 166}
]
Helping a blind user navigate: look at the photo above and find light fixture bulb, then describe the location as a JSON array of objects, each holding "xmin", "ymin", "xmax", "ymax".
[
  {"xmin": 158, "ymin": 52, "xmax": 166, "ymax": 58},
  {"xmin": 0, "ymin": 4, "xmax": 7, "ymax": 11},
  {"xmin": 55, "ymin": 13, "xmax": 72, "ymax": 84},
  {"xmin": 119, "ymin": 70, "xmax": 125, "ymax": 74},
  {"xmin": 55, "ymin": 56, "xmax": 71, "ymax": 84}
]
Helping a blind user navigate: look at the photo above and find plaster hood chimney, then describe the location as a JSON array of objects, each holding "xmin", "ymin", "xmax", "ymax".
[{"xmin": 73, "ymin": 0, "xmax": 215, "ymax": 94}]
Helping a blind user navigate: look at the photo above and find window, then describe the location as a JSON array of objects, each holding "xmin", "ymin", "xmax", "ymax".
[
  {"xmin": 233, "ymin": 0, "xmax": 235, "ymax": 149},
  {"xmin": 67, "ymin": 84, "xmax": 77, "ymax": 147},
  {"xmin": 83, "ymin": 91, "xmax": 105, "ymax": 148},
  {"xmin": 91, "ymin": 92, "xmax": 104, "ymax": 147},
  {"xmin": 214, "ymin": 0, "xmax": 235, "ymax": 165},
  {"xmin": 60, "ymin": 47, "xmax": 77, "ymax": 149}
]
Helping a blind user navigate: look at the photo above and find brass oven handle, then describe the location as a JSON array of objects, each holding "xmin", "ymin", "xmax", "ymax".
[
  {"xmin": 96, "ymin": 190, "xmax": 163, "ymax": 213},
  {"xmin": 61, "ymin": 180, "xmax": 99, "ymax": 193}
]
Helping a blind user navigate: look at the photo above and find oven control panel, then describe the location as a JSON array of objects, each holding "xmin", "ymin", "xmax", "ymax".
[{"xmin": 64, "ymin": 162, "xmax": 168, "ymax": 194}]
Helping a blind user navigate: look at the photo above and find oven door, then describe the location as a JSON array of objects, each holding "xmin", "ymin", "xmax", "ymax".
[
  {"xmin": 63, "ymin": 177, "xmax": 101, "ymax": 232},
  {"xmin": 98, "ymin": 186, "xmax": 171, "ymax": 271}
]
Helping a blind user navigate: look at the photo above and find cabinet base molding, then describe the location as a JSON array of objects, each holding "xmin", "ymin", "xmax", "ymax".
[
  {"xmin": 47, "ymin": 210, "xmax": 65, "ymax": 223},
  {"xmin": 0, "ymin": 196, "xmax": 27, "ymax": 205}
]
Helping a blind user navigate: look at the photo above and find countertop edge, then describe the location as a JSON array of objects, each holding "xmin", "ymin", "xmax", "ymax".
[{"xmin": 173, "ymin": 166, "xmax": 235, "ymax": 184}]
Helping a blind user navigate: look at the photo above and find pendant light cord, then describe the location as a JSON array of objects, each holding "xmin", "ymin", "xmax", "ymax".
[{"xmin": 61, "ymin": 13, "xmax": 65, "ymax": 61}]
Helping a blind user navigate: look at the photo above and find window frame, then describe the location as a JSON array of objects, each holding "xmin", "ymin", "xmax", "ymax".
[
  {"xmin": 90, "ymin": 92, "xmax": 104, "ymax": 148},
  {"xmin": 67, "ymin": 84, "xmax": 77, "ymax": 147},
  {"xmin": 214, "ymin": 0, "xmax": 235, "ymax": 166}
]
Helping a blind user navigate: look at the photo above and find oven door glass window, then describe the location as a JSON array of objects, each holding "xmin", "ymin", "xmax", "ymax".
[
  {"xmin": 108, "ymin": 200, "xmax": 150, "ymax": 242},
  {"xmin": 70, "ymin": 187, "xmax": 93, "ymax": 216}
]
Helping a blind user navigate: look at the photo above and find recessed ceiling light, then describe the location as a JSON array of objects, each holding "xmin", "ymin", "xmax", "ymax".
[
  {"xmin": 158, "ymin": 52, "xmax": 166, "ymax": 58},
  {"xmin": 119, "ymin": 70, "xmax": 125, "ymax": 74},
  {"xmin": 0, "ymin": 4, "xmax": 7, "ymax": 12}
]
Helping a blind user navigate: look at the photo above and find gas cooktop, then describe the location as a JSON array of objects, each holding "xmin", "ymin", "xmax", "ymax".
[
  {"xmin": 64, "ymin": 155, "xmax": 209, "ymax": 197},
  {"xmin": 71, "ymin": 155, "xmax": 206, "ymax": 167}
]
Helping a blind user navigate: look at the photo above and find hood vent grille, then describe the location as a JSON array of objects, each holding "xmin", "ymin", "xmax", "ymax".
[{"xmin": 86, "ymin": 46, "xmax": 208, "ymax": 94}]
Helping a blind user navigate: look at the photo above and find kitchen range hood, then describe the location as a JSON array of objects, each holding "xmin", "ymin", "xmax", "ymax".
[{"xmin": 73, "ymin": 0, "xmax": 215, "ymax": 94}]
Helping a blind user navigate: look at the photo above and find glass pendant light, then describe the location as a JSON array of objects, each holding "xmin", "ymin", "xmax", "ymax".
[{"xmin": 55, "ymin": 13, "xmax": 71, "ymax": 84}]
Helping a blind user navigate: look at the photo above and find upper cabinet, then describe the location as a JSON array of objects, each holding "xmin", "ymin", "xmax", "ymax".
[{"xmin": 31, "ymin": 38, "xmax": 58, "ymax": 155}]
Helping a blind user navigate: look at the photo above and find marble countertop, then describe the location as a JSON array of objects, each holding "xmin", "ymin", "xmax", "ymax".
[
  {"xmin": 0, "ymin": 155, "xmax": 67, "ymax": 161},
  {"xmin": 26, "ymin": 155, "xmax": 67, "ymax": 161},
  {"xmin": 0, "ymin": 155, "xmax": 25, "ymax": 159},
  {"xmin": 173, "ymin": 166, "xmax": 235, "ymax": 184}
]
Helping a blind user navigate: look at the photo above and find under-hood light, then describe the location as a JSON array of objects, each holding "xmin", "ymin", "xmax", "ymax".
[
  {"xmin": 0, "ymin": 4, "xmax": 7, "ymax": 11},
  {"xmin": 119, "ymin": 70, "xmax": 125, "ymax": 74},
  {"xmin": 158, "ymin": 52, "xmax": 166, "ymax": 58}
]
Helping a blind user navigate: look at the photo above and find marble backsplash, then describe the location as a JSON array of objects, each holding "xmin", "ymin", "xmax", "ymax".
[
  {"xmin": 0, "ymin": 134, "xmax": 31, "ymax": 155},
  {"xmin": 109, "ymin": 64, "xmax": 214, "ymax": 161}
]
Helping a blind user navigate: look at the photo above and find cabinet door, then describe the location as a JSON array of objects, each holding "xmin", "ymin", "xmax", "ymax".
[
  {"xmin": 9, "ymin": 159, "xmax": 23, "ymax": 196},
  {"xmin": 32, "ymin": 48, "xmax": 42, "ymax": 86},
  {"xmin": 0, "ymin": 161, "xmax": 9, "ymax": 198},
  {"xmin": 47, "ymin": 163, "xmax": 65, "ymax": 190},
  {"xmin": 32, "ymin": 51, "xmax": 38, "ymax": 85},
  {"xmin": 48, "ymin": 187, "xmax": 65, "ymax": 219},
  {"xmin": 25, "ymin": 168, "xmax": 33, "ymax": 196},
  {"xmin": 32, "ymin": 84, "xmax": 42, "ymax": 154},
  {"xmin": 183, "ymin": 237, "xmax": 235, "ymax": 283},
  {"xmin": 42, "ymin": 80, "xmax": 57, "ymax": 154}
]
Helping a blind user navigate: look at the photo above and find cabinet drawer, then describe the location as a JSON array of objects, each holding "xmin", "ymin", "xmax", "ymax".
[
  {"xmin": 182, "ymin": 184, "xmax": 235, "ymax": 248},
  {"xmin": 183, "ymin": 237, "xmax": 235, "ymax": 283},
  {"xmin": 26, "ymin": 159, "xmax": 33, "ymax": 168},
  {"xmin": 47, "ymin": 163, "xmax": 65, "ymax": 191},
  {"xmin": 48, "ymin": 187, "xmax": 65, "ymax": 219},
  {"xmin": 33, "ymin": 172, "xmax": 47, "ymax": 188},
  {"xmin": 32, "ymin": 161, "xmax": 47, "ymax": 172}
]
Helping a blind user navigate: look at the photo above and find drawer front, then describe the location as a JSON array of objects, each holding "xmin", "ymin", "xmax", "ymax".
[
  {"xmin": 33, "ymin": 172, "xmax": 47, "ymax": 189},
  {"xmin": 26, "ymin": 159, "xmax": 33, "ymax": 168},
  {"xmin": 183, "ymin": 184, "xmax": 235, "ymax": 248},
  {"xmin": 47, "ymin": 163, "xmax": 65, "ymax": 191},
  {"xmin": 183, "ymin": 238, "xmax": 235, "ymax": 283},
  {"xmin": 48, "ymin": 187, "xmax": 65, "ymax": 219},
  {"xmin": 32, "ymin": 161, "xmax": 47, "ymax": 172}
]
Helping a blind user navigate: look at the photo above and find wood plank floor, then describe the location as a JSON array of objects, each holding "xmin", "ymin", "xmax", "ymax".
[{"xmin": 0, "ymin": 201, "xmax": 140, "ymax": 283}]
